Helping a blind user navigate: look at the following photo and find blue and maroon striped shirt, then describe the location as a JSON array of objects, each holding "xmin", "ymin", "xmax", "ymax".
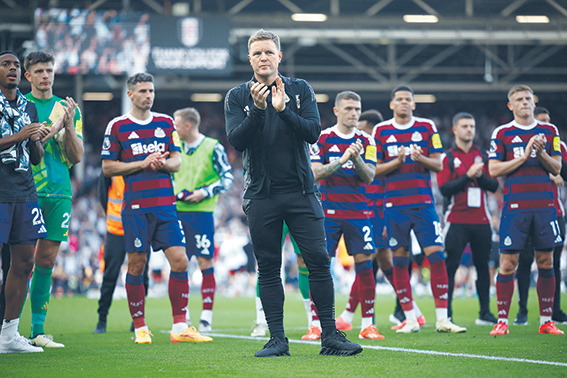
[
  {"xmin": 489, "ymin": 120, "xmax": 561, "ymax": 212},
  {"xmin": 373, "ymin": 117, "xmax": 444, "ymax": 208},
  {"xmin": 310, "ymin": 125, "xmax": 376, "ymax": 219},
  {"xmin": 101, "ymin": 112, "xmax": 181, "ymax": 214}
]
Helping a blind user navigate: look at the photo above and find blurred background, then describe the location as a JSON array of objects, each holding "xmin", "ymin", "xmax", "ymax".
[{"xmin": 2, "ymin": 0, "xmax": 566, "ymax": 298}]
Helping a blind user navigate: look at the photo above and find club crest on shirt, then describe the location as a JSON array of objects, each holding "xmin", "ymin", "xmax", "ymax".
[
  {"xmin": 504, "ymin": 236, "xmax": 512, "ymax": 246},
  {"xmin": 474, "ymin": 156, "xmax": 483, "ymax": 164},
  {"xmin": 411, "ymin": 131, "xmax": 422, "ymax": 142},
  {"xmin": 155, "ymin": 127, "xmax": 166, "ymax": 138}
]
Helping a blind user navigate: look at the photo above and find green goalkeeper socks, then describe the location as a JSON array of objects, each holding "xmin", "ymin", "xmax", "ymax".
[{"xmin": 30, "ymin": 265, "xmax": 53, "ymax": 338}]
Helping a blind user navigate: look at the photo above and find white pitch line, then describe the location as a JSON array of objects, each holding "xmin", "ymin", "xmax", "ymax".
[{"xmin": 206, "ymin": 332, "xmax": 567, "ymax": 367}]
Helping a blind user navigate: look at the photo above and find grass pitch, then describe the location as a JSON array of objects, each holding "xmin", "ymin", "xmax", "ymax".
[{"xmin": 2, "ymin": 290, "xmax": 566, "ymax": 378}]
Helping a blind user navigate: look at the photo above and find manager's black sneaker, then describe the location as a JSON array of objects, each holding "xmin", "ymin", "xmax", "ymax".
[
  {"xmin": 254, "ymin": 336, "xmax": 290, "ymax": 358},
  {"xmin": 514, "ymin": 308, "xmax": 528, "ymax": 325},
  {"xmin": 93, "ymin": 321, "xmax": 107, "ymax": 334},
  {"xmin": 552, "ymin": 310, "xmax": 567, "ymax": 325},
  {"xmin": 320, "ymin": 330, "xmax": 363, "ymax": 356}
]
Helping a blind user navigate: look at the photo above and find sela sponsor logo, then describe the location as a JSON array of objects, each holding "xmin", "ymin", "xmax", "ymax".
[
  {"xmin": 329, "ymin": 145, "xmax": 341, "ymax": 153},
  {"xmin": 202, "ymin": 288, "xmax": 215, "ymax": 293},
  {"xmin": 132, "ymin": 141, "xmax": 166, "ymax": 156},
  {"xmin": 182, "ymin": 293, "xmax": 190, "ymax": 299},
  {"xmin": 436, "ymin": 284, "xmax": 449, "ymax": 289},
  {"xmin": 130, "ymin": 300, "xmax": 144, "ymax": 307},
  {"xmin": 128, "ymin": 131, "xmax": 140, "ymax": 139},
  {"xmin": 541, "ymin": 297, "xmax": 554, "ymax": 302}
]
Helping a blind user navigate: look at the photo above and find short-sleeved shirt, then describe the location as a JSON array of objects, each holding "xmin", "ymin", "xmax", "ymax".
[
  {"xmin": 373, "ymin": 117, "xmax": 443, "ymax": 208},
  {"xmin": 0, "ymin": 100, "xmax": 39, "ymax": 203},
  {"xmin": 489, "ymin": 120, "xmax": 560, "ymax": 212},
  {"xmin": 310, "ymin": 125, "xmax": 376, "ymax": 219},
  {"xmin": 552, "ymin": 141, "xmax": 567, "ymax": 218},
  {"xmin": 101, "ymin": 112, "xmax": 181, "ymax": 215},
  {"xmin": 437, "ymin": 145, "xmax": 492, "ymax": 224},
  {"xmin": 25, "ymin": 93, "xmax": 83, "ymax": 199}
]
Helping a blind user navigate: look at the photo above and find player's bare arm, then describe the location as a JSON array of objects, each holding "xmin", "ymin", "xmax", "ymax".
[
  {"xmin": 534, "ymin": 138, "xmax": 561, "ymax": 175},
  {"xmin": 375, "ymin": 145, "xmax": 406, "ymax": 177},
  {"xmin": 311, "ymin": 148, "xmax": 353, "ymax": 181},
  {"xmin": 29, "ymin": 126, "xmax": 48, "ymax": 165},
  {"xmin": 153, "ymin": 150, "xmax": 181, "ymax": 173},
  {"xmin": 251, "ymin": 82, "xmax": 269, "ymax": 110},
  {"xmin": 271, "ymin": 76, "xmax": 285, "ymax": 112},
  {"xmin": 102, "ymin": 152, "xmax": 162, "ymax": 177},
  {"xmin": 489, "ymin": 136, "xmax": 537, "ymax": 177},
  {"xmin": 62, "ymin": 96, "xmax": 84, "ymax": 164},
  {"xmin": 411, "ymin": 149, "xmax": 442, "ymax": 173},
  {"xmin": 349, "ymin": 140, "xmax": 375, "ymax": 184},
  {"xmin": 0, "ymin": 122, "xmax": 44, "ymax": 151}
]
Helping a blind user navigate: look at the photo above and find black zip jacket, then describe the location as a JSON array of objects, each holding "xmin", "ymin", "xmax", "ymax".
[{"xmin": 225, "ymin": 74, "xmax": 321, "ymax": 199}]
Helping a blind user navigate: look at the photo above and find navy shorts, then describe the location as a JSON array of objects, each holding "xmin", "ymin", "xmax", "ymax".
[
  {"xmin": 325, "ymin": 217, "xmax": 376, "ymax": 258},
  {"xmin": 384, "ymin": 205, "xmax": 443, "ymax": 251},
  {"xmin": 0, "ymin": 201, "xmax": 47, "ymax": 245},
  {"xmin": 122, "ymin": 210, "xmax": 185, "ymax": 253},
  {"xmin": 370, "ymin": 209, "xmax": 388, "ymax": 250},
  {"xmin": 499, "ymin": 210, "xmax": 559, "ymax": 253},
  {"xmin": 178, "ymin": 211, "xmax": 215, "ymax": 259}
]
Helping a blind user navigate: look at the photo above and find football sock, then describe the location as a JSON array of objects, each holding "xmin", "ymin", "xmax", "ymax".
[
  {"xmin": 255, "ymin": 296, "xmax": 266, "ymax": 325},
  {"xmin": 537, "ymin": 268, "xmax": 555, "ymax": 325},
  {"xmin": 356, "ymin": 260, "xmax": 375, "ymax": 323},
  {"xmin": 172, "ymin": 322, "xmax": 187, "ymax": 334},
  {"xmin": 428, "ymin": 252, "xmax": 449, "ymax": 320},
  {"xmin": 393, "ymin": 257, "xmax": 413, "ymax": 312},
  {"xmin": 201, "ymin": 267, "xmax": 215, "ymax": 324},
  {"xmin": 346, "ymin": 274, "xmax": 360, "ymax": 314},
  {"xmin": 30, "ymin": 265, "xmax": 53, "ymax": 338},
  {"xmin": 298, "ymin": 266, "xmax": 310, "ymax": 299},
  {"xmin": 383, "ymin": 267, "xmax": 395, "ymax": 288},
  {"xmin": 126, "ymin": 273, "xmax": 146, "ymax": 329},
  {"xmin": 496, "ymin": 272, "xmax": 515, "ymax": 323},
  {"xmin": 169, "ymin": 271, "xmax": 189, "ymax": 325},
  {"xmin": 303, "ymin": 298, "xmax": 312, "ymax": 328}
]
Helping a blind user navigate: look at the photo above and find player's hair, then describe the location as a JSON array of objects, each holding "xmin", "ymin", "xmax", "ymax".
[
  {"xmin": 173, "ymin": 107, "xmax": 201, "ymax": 129},
  {"xmin": 0, "ymin": 51, "xmax": 17, "ymax": 58},
  {"xmin": 358, "ymin": 109, "xmax": 383, "ymax": 125},
  {"xmin": 452, "ymin": 112, "xmax": 474, "ymax": 126},
  {"xmin": 24, "ymin": 51, "xmax": 54, "ymax": 72},
  {"xmin": 248, "ymin": 29, "xmax": 280, "ymax": 52},
  {"xmin": 391, "ymin": 85, "xmax": 414, "ymax": 100},
  {"xmin": 507, "ymin": 84, "xmax": 533, "ymax": 101},
  {"xmin": 127, "ymin": 72, "xmax": 154, "ymax": 90},
  {"xmin": 534, "ymin": 106, "xmax": 549, "ymax": 117},
  {"xmin": 334, "ymin": 91, "xmax": 361, "ymax": 107}
]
